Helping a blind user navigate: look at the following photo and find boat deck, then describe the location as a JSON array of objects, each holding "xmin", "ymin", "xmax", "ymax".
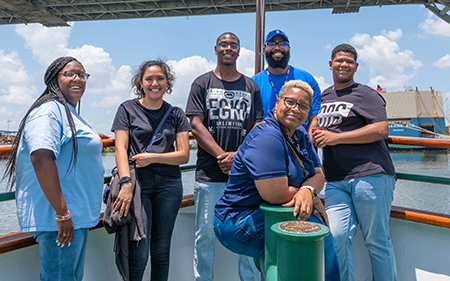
[
  {"xmin": 2, "ymin": 196, "xmax": 450, "ymax": 280},
  {"xmin": 3, "ymin": 136, "xmax": 450, "ymax": 280}
]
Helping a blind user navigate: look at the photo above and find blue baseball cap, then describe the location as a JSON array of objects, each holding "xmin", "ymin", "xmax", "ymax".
[{"xmin": 264, "ymin": 29, "xmax": 289, "ymax": 45}]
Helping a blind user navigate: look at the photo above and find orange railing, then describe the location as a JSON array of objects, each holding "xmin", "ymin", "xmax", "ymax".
[
  {"xmin": 0, "ymin": 133, "xmax": 198, "ymax": 158},
  {"xmin": 2, "ymin": 135, "xmax": 450, "ymax": 255},
  {"xmin": 1, "ymin": 135, "xmax": 448, "ymax": 158},
  {"xmin": 388, "ymin": 136, "xmax": 450, "ymax": 148}
]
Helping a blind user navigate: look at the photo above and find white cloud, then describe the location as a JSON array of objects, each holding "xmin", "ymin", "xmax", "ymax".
[
  {"xmin": 236, "ymin": 47, "xmax": 256, "ymax": 77},
  {"xmin": 4, "ymin": 23, "xmax": 255, "ymax": 133},
  {"xmin": 314, "ymin": 76, "xmax": 331, "ymax": 92},
  {"xmin": 4, "ymin": 21, "xmax": 259, "ymax": 133},
  {"xmin": 2, "ymin": 85, "xmax": 36, "ymax": 106},
  {"xmin": 166, "ymin": 56, "xmax": 216, "ymax": 108},
  {"xmin": 350, "ymin": 31, "xmax": 423, "ymax": 90},
  {"xmin": 0, "ymin": 50, "xmax": 29, "ymax": 84},
  {"xmin": 79, "ymin": 49, "xmax": 132, "ymax": 112},
  {"xmin": 381, "ymin": 29, "xmax": 403, "ymax": 41},
  {"xmin": 433, "ymin": 54, "xmax": 450, "ymax": 68},
  {"xmin": 419, "ymin": 12, "xmax": 450, "ymax": 37},
  {"xmin": 165, "ymin": 47, "xmax": 255, "ymax": 109},
  {"xmin": 15, "ymin": 23, "xmax": 131, "ymax": 105},
  {"xmin": 0, "ymin": 107, "xmax": 13, "ymax": 117},
  {"xmin": 0, "ymin": 50, "xmax": 37, "ymax": 107},
  {"xmin": 15, "ymin": 23, "xmax": 71, "ymax": 65},
  {"xmin": 82, "ymin": 62, "xmax": 133, "ymax": 131},
  {"xmin": 7, "ymin": 23, "xmax": 136, "ymax": 133},
  {"xmin": 0, "ymin": 107, "xmax": 25, "ymax": 131},
  {"xmin": 68, "ymin": 45, "xmax": 116, "ymax": 91}
]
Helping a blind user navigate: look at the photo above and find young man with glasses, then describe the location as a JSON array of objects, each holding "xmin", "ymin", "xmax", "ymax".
[
  {"xmin": 252, "ymin": 29, "xmax": 321, "ymax": 137},
  {"xmin": 185, "ymin": 32, "xmax": 264, "ymax": 281}
]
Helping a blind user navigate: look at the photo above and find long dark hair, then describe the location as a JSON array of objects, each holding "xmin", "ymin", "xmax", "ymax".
[{"xmin": 2, "ymin": 56, "xmax": 84, "ymax": 190}]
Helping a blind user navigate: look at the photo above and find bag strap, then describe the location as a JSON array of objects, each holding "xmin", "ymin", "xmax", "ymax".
[
  {"xmin": 145, "ymin": 106, "xmax": 173, "ymax": 153},
  {"xmin": 253, "ymin": 120, "xmax": 267, "ymax": 128},
  {"xmin": 255, "ymin": 120, "xmax": 309, "ymax": 178},
  {"xmin": 284, "ymin": 134, "xmax": 310, "ymax": 178}
]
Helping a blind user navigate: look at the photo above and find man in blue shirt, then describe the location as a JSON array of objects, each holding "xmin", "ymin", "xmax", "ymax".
[{"xmin": 252, "ymin": 29, "xmax": 321, "ymax": 136}]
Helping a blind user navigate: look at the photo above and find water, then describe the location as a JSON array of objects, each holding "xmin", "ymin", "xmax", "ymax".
[
  {"xmin": 1, "ymin": 150, "xmax": 450, "ymax": 235},
  {"xmin": 390, "ymin": 150, "xmax": 450, "ymax": 214},
  {"xmin": 0, "ymin": 150, "xmax": 197, "ymax": 236}
]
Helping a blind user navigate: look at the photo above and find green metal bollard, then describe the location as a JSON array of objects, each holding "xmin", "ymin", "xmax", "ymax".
[
  {"xmin": 259, "ymin": 203, "xmax": 330, "ymax": 281},
  {"xmin": 272, "ymin": 221, "xmax": 330, "ymax": 281},
  {"xmin": 260, "ymin": 203, "xmax": 296, "ymax": 278}
]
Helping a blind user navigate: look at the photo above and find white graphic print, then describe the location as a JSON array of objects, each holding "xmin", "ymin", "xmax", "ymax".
[
  {"xmin": 318, "ymin": 101, "xmax": 354, "ymax": 128},
  {"xmin": 206, "ymin": 88, "xmax": 252, "ymax": 134}
]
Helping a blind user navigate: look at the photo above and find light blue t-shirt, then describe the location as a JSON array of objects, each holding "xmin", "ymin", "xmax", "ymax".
[
  {"xmin": 252, "ymin": 66, "xmax": 321, "ymax": 130},
  {"xmin": 15, "ymin": 100, "xmax": 104, "ymax": 232}
]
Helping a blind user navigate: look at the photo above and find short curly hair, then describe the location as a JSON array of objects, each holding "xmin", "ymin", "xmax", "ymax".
[
  {"xmin": 331, "ymin": 43, "xmax": 358, "ymax": 62},
  {"xmin": 278, "ymin": 80, "xmax": 314, "ymax": 105},
  {"xmin": 131, "ymin": 60, "xmax": 175, "ymax": 98}
]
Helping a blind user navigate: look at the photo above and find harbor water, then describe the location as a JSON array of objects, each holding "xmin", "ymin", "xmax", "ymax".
[{"xmin": 1, "ymin": 149, "xmax": 450, "ymax": 236}]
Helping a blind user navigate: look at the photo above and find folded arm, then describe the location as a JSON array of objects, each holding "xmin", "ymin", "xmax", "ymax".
[
  {"xmin": 282, "ymin": 167, "xmax": 326, "ymax": 220},
  {"xmin": 313, "ymin": 121, "xmax": 388, "ymax": 147},
  {"xmin": 132, "ymin": 131, "xmax": 190, "ymax": 167},
  {"xmin": 190, "ymin": 115, "xmax": 236, "ymax": 174},
  {"xmin": 255, "ymin": 168, "xmax": 324, "ymax": 220}
]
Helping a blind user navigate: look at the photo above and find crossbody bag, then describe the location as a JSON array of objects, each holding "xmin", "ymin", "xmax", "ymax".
[{"xmin": 102, "ymin": 106, "xmax": 173, "ymax": 203}]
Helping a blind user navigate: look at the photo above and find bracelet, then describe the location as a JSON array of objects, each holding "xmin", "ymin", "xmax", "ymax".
[
  {"xmin": 54, "ymin": 211, "xmax": 71, "ymax": 222},
  {"xmin": 300, "ymin": 186, "xmax": 317, "ymax": 199}
]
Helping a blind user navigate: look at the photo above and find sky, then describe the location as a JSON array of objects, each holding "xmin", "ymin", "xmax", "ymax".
[{"xmin": 0, "ymin": 4, "xmax": 449, "ymax": 135}]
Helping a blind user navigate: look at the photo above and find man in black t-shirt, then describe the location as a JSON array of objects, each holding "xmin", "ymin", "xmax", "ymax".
[
  {"xmin": 312, "ymin": 44, "xmax": 397, "ymax": 281},
  {"xmin": 185, "ymin": 32, "xmax": 264, "ymax": 281}
]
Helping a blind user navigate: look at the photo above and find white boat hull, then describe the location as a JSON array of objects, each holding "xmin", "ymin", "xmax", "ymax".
[{"xmin": 1, "ymin": 205, "xmax": 450, "ymax": 280}]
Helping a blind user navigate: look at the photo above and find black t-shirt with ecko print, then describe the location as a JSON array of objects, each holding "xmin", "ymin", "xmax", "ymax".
[
  {"xmin": 185, "ymin": 71, "xmax": 264, "ymax": 182},
  {"xmin": 318, "ymin": 83, "xmax": 395, "ymax": 182},
  {"xmin": 111, "ymin": 99, "xmax": 191, "ymax": 178}
]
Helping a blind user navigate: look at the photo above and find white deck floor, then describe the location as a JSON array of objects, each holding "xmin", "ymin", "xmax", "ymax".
[{"xmin": 1, "ymin": 205, "xmax": 450, "ymax": 280}]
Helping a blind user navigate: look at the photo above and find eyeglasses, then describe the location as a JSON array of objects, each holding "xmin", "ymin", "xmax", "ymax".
[
  {"xmin": 283, "ymin": 97, "xmax": 311, "ymax": 114},
  {"xmin": 266, "ymin": 41, "xmax": 289, "ymax": 48},
  {"xmin": 59, "ymin": 71, "xmax": 90, "ymax": 81},
  {"xmin": 217, "ymin": 42, "xmax": 240, "ymax": 50}
]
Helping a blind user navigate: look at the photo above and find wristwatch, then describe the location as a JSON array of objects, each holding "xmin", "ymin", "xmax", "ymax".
[
  {"xmin": 120, "ymin": 176, "xmax": 131, "ymax": 185},
  {"xmin": 301, "ymin": 186, "xmax": 317, "ymax": 199}
]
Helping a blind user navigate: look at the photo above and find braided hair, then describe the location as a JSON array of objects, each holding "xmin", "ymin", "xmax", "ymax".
[{"xmin": 2, "ymin": 56, "xmax": 84, "ymax": 190}]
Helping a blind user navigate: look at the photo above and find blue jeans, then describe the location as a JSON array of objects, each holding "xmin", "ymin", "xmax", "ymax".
[
  {"xmin": 129, "ymin": 171, "xmax": 183, "ymax": 281},
  {"xmin": 214, "ymin": 209, "xmax": 340, "ymax": 281},
  {"xmin": 194, "ymin": 181, "xmax": 260, "ymax": 281},
  {"xmin": 33, "ymin": 228, "xmax": 89, "ymax": 281},
  {"xmin": 325, "ymin": 173, "xmax": 397, "ymax": 281}
]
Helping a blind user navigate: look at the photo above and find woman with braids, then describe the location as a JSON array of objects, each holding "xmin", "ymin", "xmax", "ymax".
[
  {"xmin": 2, "ymin": 57, "xmax": 104, "ymax": 280},
  {"xmin": 110, "ymin": 60, "xmax": 190, "ymax": 281}
]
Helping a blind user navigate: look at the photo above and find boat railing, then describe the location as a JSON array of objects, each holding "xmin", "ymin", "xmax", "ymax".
[{"xmin": 2, "ymin": 135, "xmax": 450, "ymax": 254}]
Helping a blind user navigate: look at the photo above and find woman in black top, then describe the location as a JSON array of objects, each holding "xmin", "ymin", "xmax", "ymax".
[{"xmin": 111, "ymin": 60, "xmax": 191, "ymax": 281}]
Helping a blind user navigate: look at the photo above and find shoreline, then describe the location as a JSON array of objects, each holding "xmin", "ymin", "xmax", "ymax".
[{"xmin": 0, "ymin": 136, "xmax": 14, "ymax": 146}]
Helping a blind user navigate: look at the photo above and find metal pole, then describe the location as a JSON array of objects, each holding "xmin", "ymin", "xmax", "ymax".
[
  {"xmin": 6, "ymin": 120, "xmax": 11, "ymax": 133},
  {"xmin": 255, "ymin": 0, "xmax": 265, "ymax": 74}
]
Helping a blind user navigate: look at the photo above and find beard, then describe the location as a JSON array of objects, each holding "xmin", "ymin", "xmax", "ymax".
[{"xmin": 266, "ymin": 50, "xmax": 290, "ymax": 69}]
